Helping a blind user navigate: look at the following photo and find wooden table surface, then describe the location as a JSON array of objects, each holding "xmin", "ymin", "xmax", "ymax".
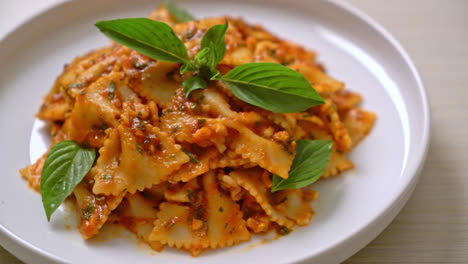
[{"xmin": 1, "ymin": 0, "xmax": 467, "ymax": 263}]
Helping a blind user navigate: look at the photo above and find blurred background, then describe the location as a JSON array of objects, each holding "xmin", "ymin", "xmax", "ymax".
[
  {"xmin": 345, "ymin": 0, "xmax": 467, "ymax": 262},
  {"xmin": 0, "ymin": 0, "xmax": 467, "ymax": 263}
]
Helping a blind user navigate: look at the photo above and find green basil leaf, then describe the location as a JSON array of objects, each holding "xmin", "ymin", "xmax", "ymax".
[
  {"xmin": 271, "ymin": 140, "xmax": 333, "ymax": 192},
  {"xmin": 183, "ymin": 75, "xmax": 207, "ymax": 97},
  {"xmin": 217, "ymin": 62, "xmax": 325, "ymax": 113},
  {"xmin": 192, "ymin": 47, "xmax": 219, "ymax": 79},
  {"xmin": 200, "ymin": 20, "xmax": 228, "ymax": 72},
  {"xmin": 180, "ymin": 62, "xmax": 197, "ymax": 74},
  {"xmin": 95, "ymin": 18, "xmax": 189, "ymax": 63},
  {"xmin": 163, "ymin": 0, "xmax": 196, "ymax": 23},
  {"xmin": 40, "ymin": 140, "xmax": 96, "ymax": 220},
  {"xmin": 193, "ymin": 47, "xmax": 212, "ymax": 67}
]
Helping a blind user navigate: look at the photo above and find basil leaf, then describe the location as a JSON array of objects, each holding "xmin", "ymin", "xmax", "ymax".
[
  {"xmin": 193, "ymin": 47, "xmax": 212, "ymax": 67},
  {"xmin": 180, "ymin": 47, "xmax": 212, "ymax": 75},
  {"xmin": 216, "ymin": 62, "xmax": 325, "ymax": 113},
  {"xmin": 183, "ymin": 75, "xmax": 207, "ymax": 97},
  {"xmin": 163, "ymin": 0, "xmax": 195, "ymax": 23},
  {"xmin": 40, "ymin": 140, "xmax": 96, "ymax": 220},
  {"xmin": 95, "ymin": 18, "xmax": 189, "ymax": 63},
  {"xmin": 200, "ymin": 20, "xmax": 228, "ymax": 73},
  {"xmin": 180, "ymin": 62, "xmax": 198, "ymax": 74},
  {"xmin": 271, "ymin": 140, "xmax": 333, "ymax": 192},
  {"xmin": 193, "ymin": 47, "xmax": 220, "ymax": 79}
]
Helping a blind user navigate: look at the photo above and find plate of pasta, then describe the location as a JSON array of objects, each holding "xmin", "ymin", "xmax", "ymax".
[{"xmin": 0, "ymin": 0, "xmax": 429, "ymax": 263}]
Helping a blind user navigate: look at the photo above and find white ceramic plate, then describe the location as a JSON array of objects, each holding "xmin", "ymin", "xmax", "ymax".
[{"xmin": 0, "ymin": 0, "xmax": 430, "ymax": 263}]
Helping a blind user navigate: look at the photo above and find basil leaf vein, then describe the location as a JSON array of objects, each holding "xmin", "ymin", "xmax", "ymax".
[
  {"xmin": 217, "ymin": 62, "xmax": 325, "ymax": 113},
  {"xmin": 95, "ymin": 18, "xmax": 189, "ymax": 63},
  {"xmin": 271, "ymin": 140, "xmax": 333, "ymax": 192},
  {"xmin": 40, "ymin": 140, "xmax": 96, "ymax": 220}
]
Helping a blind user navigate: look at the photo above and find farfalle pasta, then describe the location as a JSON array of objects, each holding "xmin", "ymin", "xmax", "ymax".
[{"xmin": 20, "ymin": 3, "xmax": 375, "ymax": 256}]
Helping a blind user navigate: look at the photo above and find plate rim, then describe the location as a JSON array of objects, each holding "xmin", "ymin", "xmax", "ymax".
[
  {"xmin": 308, "ymin": 0, "xmax": 431, "ymax": 262},
  {"xmin": 0, "ymin": 0, "xmax": 431, "ymax": 263},
  {"xmin": 307, "ymin": 0, "xmax": 431, "ymax": 262}
]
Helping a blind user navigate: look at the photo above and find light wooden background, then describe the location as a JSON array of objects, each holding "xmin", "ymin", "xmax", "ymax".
[
  {"xmin": 1, "ymin": 0, "xmax": 467, "ymax": 263},
  {"xmin": 345, "ymin": 0, "xmax": 468, "ymax": 262}
]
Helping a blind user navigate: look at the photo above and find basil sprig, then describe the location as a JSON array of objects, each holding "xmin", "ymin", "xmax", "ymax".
[
  {"xmin": 90, "ymin": 7, "xmax": 331, "ymax": 193},
  {"xmin": 94, "ymin": 17, "xmax": 325, "ymax": 113},
  {"xmin": 40, "ymin": 140, "xmax": 96, "ymax": 220},
  {"xmin": 199, "ymin": 20, "xmax": 228, "ymax": 74},
  {"xmin": 182, "ymin": 20, "xmax": 229, "ymax": 96},
  {"xmin": 271, "ymin": 140, "xmax": 333, "ymax": 192}
]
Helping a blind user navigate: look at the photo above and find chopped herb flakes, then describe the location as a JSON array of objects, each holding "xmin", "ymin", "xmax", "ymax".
[
  {"xmin": 279, "ymin": 226, "xmax": 290, "ymax": 235},
  {"xmin": 131, "ymin": 58, "xmax": 147, "ymax": 69},
  {"xmin": 187, "ymin": 189, "xmax": 194, "ymax": 203},
  {"xmin": 197, "ymin": 118, "xmax": 206, "ymax": 125},
  {"xmin": 182, "ymin": 148, "xmax": 199, "ymax": 163},
  {"xmin": 68, "ymin": 83, "xmax": 83, "ymax": 88},
  {"xmin": 82, "ymin": 202, "xmax": 95, "ymax": 220},
  {"xmin": 194, "ymin": 208, "xmax": 204, "ymax": 219},
  {"xmin": 165, "ymin": 220, "xmax": 176, "ymax": 229},
  {"xmin": 133, "ymin": 117, "xmax": 146, "ymax": 131},
  {"xmin": 171, "ymin": 126, "xmax": 180, "ymax": 133},
  {"xmin": 136, "ymin": 142, "xmax": 143, "ymax": 153},
  {"xmin": 186, "ymin": 30, "xmax": 194, "ymax": 39},
  {"xmin": 108, "ymin": 80, "xmax": 115, "ymax": 99},
  {"xmin": 92, "ymin": 121, "xmax": 108, "ymax": 131},
  {"xmin": 191, "ymin": 95, "xmax": 205, "ymax": 109}
]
